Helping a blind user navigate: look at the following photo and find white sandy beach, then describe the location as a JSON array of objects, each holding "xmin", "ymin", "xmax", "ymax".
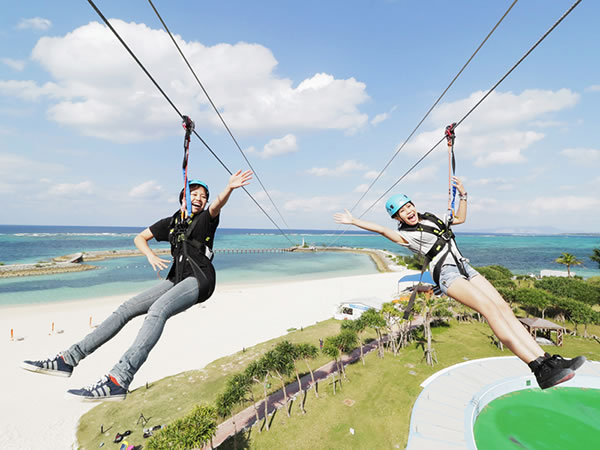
[{"xmin": 0, "ymin": 270, "xmax": 407, "ymax": 450}]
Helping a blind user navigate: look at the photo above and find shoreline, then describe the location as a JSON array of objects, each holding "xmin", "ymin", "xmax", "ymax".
[
  {"xmin": 0, "ymin": 246, "xmax": 399, "ymax": 278},
  {"xmin": 1, "ymin": 270, "xmax": 409, "ymax": 450}
]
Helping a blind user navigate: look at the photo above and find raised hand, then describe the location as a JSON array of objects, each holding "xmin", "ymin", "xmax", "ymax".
[
  {"xmin": 333, "ymin": 209, "xmax": 354, "ymax": 225},
  {"xmin": 451, "ymin": 176, "xmax": 466, "ymax": 196},
  {"xmin": 228, "ymin": 170, "xmax": 253, "ymax": 190}
]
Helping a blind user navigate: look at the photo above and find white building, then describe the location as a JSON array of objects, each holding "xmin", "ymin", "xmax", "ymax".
[{"xmin": 334, "ymin": 297, "xmax": 386, "ymax": 321}]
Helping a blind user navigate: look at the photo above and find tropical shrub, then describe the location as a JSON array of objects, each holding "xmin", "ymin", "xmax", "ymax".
[
  {"xmin": 535, "ymin": 277, "xmax": 600, "ymax": 306},
  {"xmin": 146, "ymin": 405, "xmax": 217, "ymax": 450}
]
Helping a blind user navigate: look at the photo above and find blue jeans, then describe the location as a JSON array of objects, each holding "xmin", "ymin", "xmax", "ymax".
[{"xmin": 62, "ymin": 277, "xmax": 200, "ymax": 388}]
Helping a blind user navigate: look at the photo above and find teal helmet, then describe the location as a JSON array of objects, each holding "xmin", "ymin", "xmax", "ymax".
[
  {"xmin": 179, "ymin": 179, "xmax": 209, "ymax": 203},
  {"xmin": 385, "ymin": 194, "xmax": 411, "ymax": 217}
]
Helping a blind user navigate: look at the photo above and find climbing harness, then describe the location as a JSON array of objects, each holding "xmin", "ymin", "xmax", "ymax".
[
  {"xmin": 181, "ymin": 115, "xmax": 195, "ymax": 220},
  {"xmin": 401, "ymin": 212, "xmax": 461, "ymax": 319},
  {"xmin": 167, "ymin": 211, "xmax": 215, "ymax": 300},
  {"xmin": 445, "ymin": 122, "xmax": 457, "ymax": 226}
]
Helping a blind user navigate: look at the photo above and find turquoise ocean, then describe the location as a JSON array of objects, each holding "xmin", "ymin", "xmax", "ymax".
[{"xmin": 0, "ymin": 225, "xmax": 599, "ymax": 308}]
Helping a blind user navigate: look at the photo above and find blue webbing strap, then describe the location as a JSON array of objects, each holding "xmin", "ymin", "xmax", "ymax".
[{"xmin": 181, "ymin": 116, "xmax": 195, "ymax": 219}]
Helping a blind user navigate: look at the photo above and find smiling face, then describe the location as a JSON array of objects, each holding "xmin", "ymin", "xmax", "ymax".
[
  {"xmin": 394, "ymin": 201, "xmax": 418, "ymax": 226},
  {"xmin": 189, "ymin": 185, "xmax": 208, "ymax": 214}
]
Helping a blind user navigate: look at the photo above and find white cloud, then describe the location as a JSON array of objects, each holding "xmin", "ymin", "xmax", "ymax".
[
  {"xmin": 128, "ymin": 180, "xmax": 165, "ymax": 198},
  {"xmin": 284, "ymin": 196, "xmax": 343, "ymax": 213},
  {"xmin": 1, "ymin": 58, "xmax": 26, "ymax": 71},
  {"xmin": 529, "ymin": 195, "xmax": 600, "ymax": 213},
  {"xmin": 475, "ymin": 147, "xmax": 527, "ymax": 167},
  {"xmin": 0, "ymin": 80, "xmax": 63, "ymax": 101},
  {"xmin": 1, "ymin": 21, "xmax": 369, "ymax": 142},
  {"xmin": 471, "ymin": 177, "xmax": 508, "ymax": 186},
  {"xmin": 560, "ymin": 147, "xmax": 600, "ymax": 164},
  {"xmin": 17, "ymin": 17, "xmax": 52, "ymax": 31},
  {"xmin": 530, "ymin": 119, "xmax": 568, "ymax": 129},
  {"xmin": 307, "ymin": 160, "xmax": 367, "ymax": 177},
  {"xmin": 468, "ymin": 197, "xmax": 498, "ymax": 213},
  {"xmin": 371, "ymin": 113, "xmax": 389, "ymax": 126},
  {"xmin": 247, "ymin": 134, "xmax": 298, "ymax": 159},
  {"xmin": 586, "ymin": 85, "xmax": 600, "ymax": 92},
  {"xmin": 432, "ymin": 89, "xmax": 579, "ymax": 129},
  {"xmin": 0, "ymin": 154, "xmax": 64, "ymax": 187},
  {"xmin": 363, "ymin": 170, "xmax": 383, "ymax": 180},
  {"xmin": 397, "ymin": 89, "xmax": 579, "ymax": 167},
  {"xmin": 403, "ymin": 165, "xmax": 438, "ymax": 182},
  {"xmin": 371, "ymin": 105, "xmax": 396, "ymax": 126},
  {"xmin": 48, "ymin": 181, "xmax": 94, "ymax": 196},
  {"xmin": 354, "ymin": 184, "xmax": 369, "ymax": 193}
]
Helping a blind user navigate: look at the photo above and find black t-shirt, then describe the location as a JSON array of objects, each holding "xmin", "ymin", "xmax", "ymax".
[{"xmin": 150, "ymin": 209, "xmax": 219, "ymax": 289}]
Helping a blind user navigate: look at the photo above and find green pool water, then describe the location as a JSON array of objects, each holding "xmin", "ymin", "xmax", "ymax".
[{"xmin": 474, "ymin": 387, "xmax": 600, "ymax": 450}]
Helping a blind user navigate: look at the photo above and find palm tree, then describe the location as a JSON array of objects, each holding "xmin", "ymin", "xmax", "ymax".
[
  {"xmin": 555, "ymin": 252, "xmax": 582, "ymax": 277},
  {"xmin": 274, "ymin": 341, "xmax": 305, "ymax": 414},
  {"xmin": 341, "ymin": 318, "xmax": 368, "ymax": 364},
  {"xmin": 335, "ymin": 329, "xmax": 358, "ymax": 379},
  {"xmin": 295, "ymin": 343, "xmax": 319, "ymax": 398},
  {"xmin": 414, "ymin": 294, "xmax": 452, "ymax": 366},
  {"xmin": 216, "ymin": 373, "xmax": 249, "ymax": 450},
  {"xmin": 263, "ymin": 348, "xmax": 294, "ymax": 417},
  {"xmin": 361, "ymin": 308, "xmax": 386, "ymax": 358},
  {"xmin": 244, "ymin": 359, "xmax": 270, "ymax": 431},
  {"xmin": 322, "ymin": 336, "xmax": 342, "ymax": 395},
  {"xmin": 381, "ymin": 302, "xmax": 404, "ymax": 355},
  {"xmin": 590, "ymin": 247, "xmax": 600, "ymax": 269}
]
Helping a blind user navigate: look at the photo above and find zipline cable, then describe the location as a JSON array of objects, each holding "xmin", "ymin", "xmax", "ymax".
[
  {"xmin": 358, "ymin": 0, "xmax": 582, "ymax": 220},
  {"xmin": 85, "ymin": 0, "xmax": 295, "ymax": 245},
  {"xmin": 147, "ymin": 0, "xmax": 292, "ymax": 230},
  {"xmin": 348, "ymin": 0, "xmax": 518, "ymax": 215},
  {"xmin": 324, "ymin": 0, "xmax": 518, "ymax": 248}
]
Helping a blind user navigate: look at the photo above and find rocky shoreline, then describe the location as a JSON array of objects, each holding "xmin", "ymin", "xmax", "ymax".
[
  {"xmin": 0, "ymin": 246, "xmax": 399, "ymax": 278},
  {"xmin": 0, "ymin": 261, "xmax": 98, "ymax": 278},
  {"xmin": 0, "ymin": 248, "xmax": 171, "ymax": 278}
]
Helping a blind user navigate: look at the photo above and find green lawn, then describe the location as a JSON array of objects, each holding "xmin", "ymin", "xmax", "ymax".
[{"xmin": 77, "ymin": 319, "xmax": 600, "ymax": 450}]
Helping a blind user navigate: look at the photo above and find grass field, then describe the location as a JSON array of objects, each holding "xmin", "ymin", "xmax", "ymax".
[{"xmin": 77, "ymin": 319, "xmax": 600, "ymax": 449}]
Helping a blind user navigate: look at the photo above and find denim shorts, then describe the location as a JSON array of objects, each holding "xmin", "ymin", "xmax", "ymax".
[{"xmin": 438, "ymin": 260, "xmax": 480, "ymax": 295}]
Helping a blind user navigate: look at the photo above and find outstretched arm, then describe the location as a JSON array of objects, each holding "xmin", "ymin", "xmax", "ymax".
[
  {"xmin": 134, "ymin": 228, "xmax": 171, "ymax": 272},
  {"xmin": 451, "ymin": 176, "xmax": 468, "ymax": 225},
  {"xmin": 333, "ymin": 209, "xmax": 407, "ymax": 245},
  {"xmin": 208, "ymin": 170, "xmax": 253, "ymax": 218}
]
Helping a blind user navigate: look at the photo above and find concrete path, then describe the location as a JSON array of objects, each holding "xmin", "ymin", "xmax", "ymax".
[{"xmin": 208, "ymin": 338, "xmax": 382, "ymax": 448}]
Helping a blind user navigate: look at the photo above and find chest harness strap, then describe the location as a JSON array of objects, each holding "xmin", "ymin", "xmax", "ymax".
[
  {"xmin": 169, "ymin": 215, "xmax": 214, "ymax": 271},
  {"xmin": 401, "ymin": 212, "xmax": 467, "ymax": 319}
]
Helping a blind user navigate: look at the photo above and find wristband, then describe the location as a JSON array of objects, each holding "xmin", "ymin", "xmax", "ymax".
[{"xmin": 459, "ymin": 192, "xmax": 468, "ymax": 201}]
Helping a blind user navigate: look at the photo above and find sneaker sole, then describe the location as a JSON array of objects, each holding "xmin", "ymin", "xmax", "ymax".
[
  {"xmin": 540, "ymin": 370, "xmax": 575, "ymax": 390},
  {"xmin": 65, "ymin": 391, "xmax": 126, "ymax": 402},
  {"xmin": 20, "ymin": 362, "xmax": 72, "ymax": 377}
]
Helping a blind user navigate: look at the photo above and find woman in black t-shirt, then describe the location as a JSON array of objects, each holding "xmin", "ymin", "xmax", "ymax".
[{"xmin": 22, "ymin": 170, "xmax": 252, "ymax": 401}]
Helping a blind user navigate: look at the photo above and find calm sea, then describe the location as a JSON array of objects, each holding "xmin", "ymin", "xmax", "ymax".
[{"xmin": 0, "ymin": 225, "xmax": 599, "ymax": 307}]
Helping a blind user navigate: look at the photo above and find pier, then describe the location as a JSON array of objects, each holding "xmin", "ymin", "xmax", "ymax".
[{"xmin": 215, "ymin": 248, "xmax": 294, "ymax": 254}]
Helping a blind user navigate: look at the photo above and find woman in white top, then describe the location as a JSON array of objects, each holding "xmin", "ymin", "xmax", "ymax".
[{"xmin": 334, "ymin": 176, "xmax": 585, "ymax": 390}]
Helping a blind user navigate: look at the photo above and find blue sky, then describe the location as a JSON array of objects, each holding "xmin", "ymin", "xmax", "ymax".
[{"xmin": 1, "ymin": 0, "xmax": 598, "ymax": 232}]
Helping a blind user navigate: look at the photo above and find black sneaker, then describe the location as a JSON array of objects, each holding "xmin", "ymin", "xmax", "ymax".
[
  {"xmin": 529, "ymin": 356, "xmax": 575, "ymax": 390},
  {"xmin": 66, "ymin": 375, "xmax": 127, "ymax": 402},
  {"xmin": 544, "ymin": 353, "xmax": 586, "ymax": 372},
  {"xmin": 21, "ymin": 353, "xmax": 73, "ymax": 377}
]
